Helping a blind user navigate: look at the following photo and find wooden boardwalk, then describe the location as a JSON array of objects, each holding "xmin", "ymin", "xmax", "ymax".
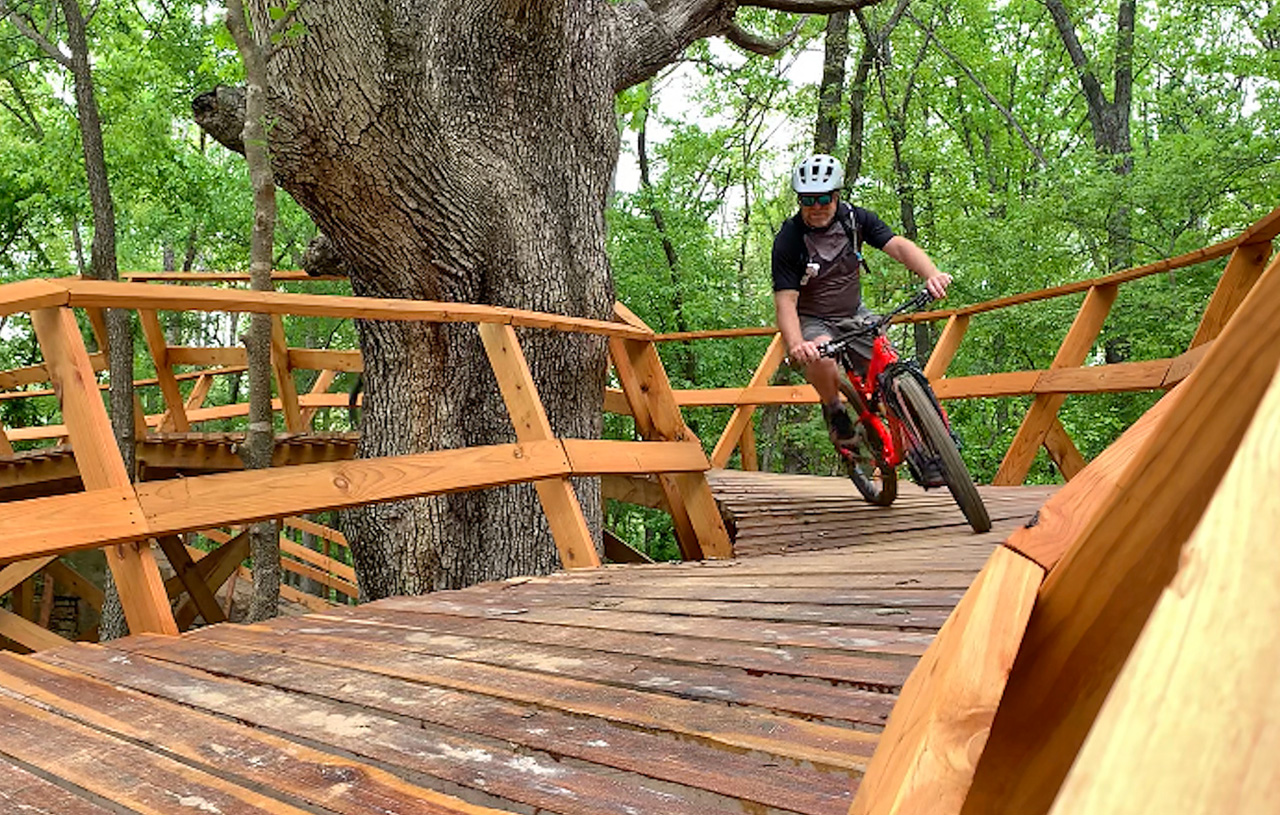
[{"xmin": 0, "ymin": 476, "xmax": 1051, "ymax": 815}]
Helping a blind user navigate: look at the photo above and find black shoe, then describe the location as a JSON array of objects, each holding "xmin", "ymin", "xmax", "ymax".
[{"xmin": 823, "ymin": 405, "xmax": 858, "ymax": 446}]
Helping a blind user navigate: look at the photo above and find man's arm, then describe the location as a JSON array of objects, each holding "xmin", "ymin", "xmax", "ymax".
[
  {"xmin": 774, "ymin": 289, "xmax": 820, "ymax": 364},
  {"xmin": 882, "ymin": 235, "xmax": 952, "ymax": 299}
]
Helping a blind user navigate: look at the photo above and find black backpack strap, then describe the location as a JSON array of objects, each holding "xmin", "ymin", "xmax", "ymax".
[{"xmin": 837, "ymin": 208, "xmax": 870, "ymax": 274}]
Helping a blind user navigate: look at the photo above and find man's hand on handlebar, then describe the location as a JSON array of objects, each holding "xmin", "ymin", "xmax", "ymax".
[
  {"xmin": 924, "ymin": 272, "xmax": 952, "ymax": 300},
  {"xmin": 789, "ymin": 340, "xmax": 826, "ymax": 366}
]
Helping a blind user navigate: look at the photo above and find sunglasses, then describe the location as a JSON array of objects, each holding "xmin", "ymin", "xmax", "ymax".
[{"xmin": 798, "ymin": 192, "xmax": 836, "ymax": 206}]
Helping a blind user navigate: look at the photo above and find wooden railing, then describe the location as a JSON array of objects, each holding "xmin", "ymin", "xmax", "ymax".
[
  {"xmin": 0, "ymin": 279, "xmax": 731, "ymax": 650},
  {"xmin": 619, "ymin": 206, "xmax": 1280, "ymax": 486}
]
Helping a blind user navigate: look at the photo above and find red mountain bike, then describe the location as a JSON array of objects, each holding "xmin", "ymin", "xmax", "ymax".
[{"xmin": 818, "ymin": 290, "xmax": 991, "ymax": 533}]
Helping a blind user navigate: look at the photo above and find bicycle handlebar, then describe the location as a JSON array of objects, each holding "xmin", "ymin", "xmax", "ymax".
[{"xmin": 817, "ymin": 288, "xmax": 937, "ymax": 359}]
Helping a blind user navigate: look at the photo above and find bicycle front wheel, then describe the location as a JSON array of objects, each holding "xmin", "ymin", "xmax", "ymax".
[
  {"xmin": 839, "ymin": 416, "xmax": 898, "ymax": 507},
  {"xmin": 896, "ymin": 375, "xmax": 991, "ymax": 533}
]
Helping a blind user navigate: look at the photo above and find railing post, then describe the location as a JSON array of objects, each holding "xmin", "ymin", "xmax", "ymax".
[
  {"xmin": 479, "ymin": 323, "xmax": 601, "ymax": 570},
  {"xmin": 31, "ymin": 305, "xmax": 177, "ymax": 636},
  {"xmin": 271, "ymin": 315, "xmax": 305, "ymax": 432},
  {"xmin": 1189, "ymin": 239, "xmax": 1271, "ymax": 349},
  {"xmin": 993, "ymin": 284, "xmax": 1118, "ymax": 486},
  {"xmin": 139, "ymin": 309, "xmax": 191, "ymax": 432},
  {"xmin": 299, "ymin": 368, "xmax": 337, "ymax": 429},
  {"xmin": 923, "ymin": 313, "xmax": 970, "ymax": 381},
  {"xmin": 710, "ymin": 333, "xmax": 786, "ymax": 469}
]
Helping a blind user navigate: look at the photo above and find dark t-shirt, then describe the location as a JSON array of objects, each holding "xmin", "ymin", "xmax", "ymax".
[{"xmin": 771, "ymin": 203, "xmax": 895, "ymax": 318}]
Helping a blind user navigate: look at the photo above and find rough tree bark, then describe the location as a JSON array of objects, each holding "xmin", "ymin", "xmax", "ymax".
[
  {"xmin": 814, "ymin": 12, "xmax": 849, "ymax": 154},
  {"xmin": 205, "ymin": 0, "xmax": 881, "ymax": 599}
]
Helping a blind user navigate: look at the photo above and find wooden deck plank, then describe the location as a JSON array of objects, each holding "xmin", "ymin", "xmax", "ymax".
[{"xmin": 0, "ymin": 754, "xmax": 120, "ymax": 814}]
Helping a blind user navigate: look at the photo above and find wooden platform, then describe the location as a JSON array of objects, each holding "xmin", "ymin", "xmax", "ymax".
[{"xmin": 0, "ymin": 478, "xmax": 1049, "ymax": 815}]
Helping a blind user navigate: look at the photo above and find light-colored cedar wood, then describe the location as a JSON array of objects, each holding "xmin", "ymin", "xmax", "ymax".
[
  {"xmin": 993, "ymin": 284, "xmax": 1118, "ymax": 485},
  {"xmin": 1042, "ymin": 419, "xmax": 1086, "ymax": 480},
  {"xmin": 1189, "ymin": 239, "xmax": 1271, "ymax": 348},
  {"xmin": 288, "ymin": 348, "xmax": 364, "ymax": 372},
  {"xmin": 1033, "ymin": 358, "xmax": 1170, "ymax": 394},
  {"xmin": 923, "ymin": 314, "xmax": 971, "ymax": 381},
  {"xmin": 479, "ymin": 323, "xmax": 600, "ymax": 570},
  {"xmin": 610, "ymin": 337, "xmax": 733, "ymax": 559},
  {"xmin": 10, "ymin": 575, "xmax": 34, "ymax": 620},
  {"xmin": 0, "ymin": 486, "xmax": 148, "ymax": 562},
  {"xmin": 0, "ymin": 427, "xmax": 12, "ymax": 456},
  {"xmin": 602, "ymin": 385, "xmax": 633, "ymax": 414},
  {"xmin": 184, "ymin": 371, "xmax": 216, "ymax": 412},
  {"xmin": 0, "ymin": 559, "xmax": 57, "ymax": 595},
  {"xmin": 138, "ymin": 309, "xmax": 191, "ymax": 432},
  {"xmin": 1235, "ymin": 204, "xmax": 1280, "ymax": 243},
  {"xmin": 299, "ymin": 368, "xmax": 337, "ymax": 427},
  {"xmin": 562, "ymin": 439, "xmax": 711, "ymax": 475},
  {"xmin": 36, "ymin": 569, "xmax": 55, "ymax": 627},
  {"xmin": 1, "ymin": 364, "xmax": 248, "ymax": 402},
  {"xmin": 0, "ymin": 352, "xmax": 103, "ymax": 390},
  {"xmin": 894, "ymin": 233, "xmax": 1242, "ymax": 325},
  {"xmin": 740, "ymin": 420, "xmax": 759, "ymax": 470},
  {"xmin": 677, "ymin": 384, "xmax": 822, "ymax": 407},
  {"xmin": 611, "ymin": 300, "xmax": 653, "ymax": 331},
  {"xmin": 0, "ymin": 278, "xmax": 69, "ymax": 317},
  {"xmin": 271, "ymin": 315, "xmax": 305, "ymax": 432},
  {"xmin": 600, "ymin": 474, "xmax": 669, "ymax": 510},
  {"xmin": 961, "ymin": 251, "xmax": 1280, "ymax": 815},
  {"xmin": 653, "ymin": 326, "xmax": 778, "ymax": 341},
  {"xmin": 711, "ymin": 333, "xmax": 787, "ymax": 467},
  {"xmin": 0, "ymin": 654, "xmax": 511, "ymax": 815},
  {"xmin": 278, "ymin": 542, "xmax": 360, "ymax": 597},
  {"xmin": 44, "ymin": 558, "xmax": 104, "ymax": 610},
  {"xmin": 133, "ymin": 391, "xmax": 150, "ymax": 436},
  {"xmin": 1046, "ymin": 360, "xmax": 1280, "ymax": 815},
  {"xmin": 930, "ymin": 371, "xmax": 1043, "ymax": 400},
  {"xmin": 284, "ymin": 515, "xmax": 348, "ymax": 546},
  {"xmin": 847, "ymin": 546, "xmax": 1044, "ymax": 815},
  {"xmin": 64, "ymin": 278, "xmax": 654, "ymax": 339},
  {"xmin": 278, "ymin": 537, "xmax": 357, "ymax": 583},
  {"xmin": 135, "ymin": 440, "xmax": 574, "ymax": 537},
  {"xmin": 30, "ymin": 306, "xmax": 176, "ymax": 635},
  {"xmin": 0, "ymin": 607, "xmax": 66, "ymax": 651},
  {"xmin": 1163, "ymin": 340, "xmax": 1211, "ymax": 386},
  {"xmin": 154, "ymin": 534, "xmax": 227, "ymax": 625},
  {"xmin": 85, "ymin": 305, "xmax": 108, "ymax": 350},
  {"xmin": 173, "ymin": 531, "xmax": 250, "ymax": 629},
  {"xmin": 710, "ymin": 334, "xmax": 787, "ymax": 461},
  {"xmin": 165, "ymin": 345, "xmax": 248, "ymax": 367}
]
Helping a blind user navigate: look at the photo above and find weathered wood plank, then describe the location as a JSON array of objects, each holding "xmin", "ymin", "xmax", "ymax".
[{"xmin": 0, "ymin": 753, "xmax": 118, "ymax": 814}]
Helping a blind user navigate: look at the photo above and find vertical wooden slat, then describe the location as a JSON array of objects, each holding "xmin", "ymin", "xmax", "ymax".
[
  {"xmin": 922, "ymin": 313, "xmax": 970, "ymax": 381},
  {"xmin": 1189, "ymin": 239, "xmax": 1271, "ymax": 349},
  {"xmin": 85, "ymin": 306, "xmax": 109, "ymax": 353},
  {"xmin": 154, "ymin": 535, "xmax": 228, "ymax": 625},
  {"xmin": 0, "ymin": 426, "xmax": 13, "ymax": 456},
  {"xmin": 271, "ymin": 314, "xmax": 304, "ymax": 432},
  {"xmin": 610, "ymin": 336, "xmax": 733, "ymax": 560},
  {"xmin": 479, "ymin": 323, "xmax": 600, "ymax": 570},
  {"xmin": 739, "ymin": 421, "xmax": 759, "ymax": 471},
  {"xmin": 961, "ymin": 250, "xmax": 1280, "ymax": 815},
  {"xmin": 31, "ymin": 306, "xmax": 176, "ymax": 636},
  {"xmin": 993, "ymin": 284, "xmax": 1118, "ymax": 486},
  {"xmin": 138, "ymin": 309, "xmax": 190, "ymax": 432},
  {"xmin": 299, "ymin": 368, "xmax": 337, "ymax": 428},
  {"xmin": 710, "ymin": 333, "xmax": 786, "ymax": 468},
  {"xmin": 1046, "ymin": 356, "xmax": 1280, "ymax": 815},
  {"xmin": 849, "ymin": 546, "xmax": 1044, "ymax": 815}
]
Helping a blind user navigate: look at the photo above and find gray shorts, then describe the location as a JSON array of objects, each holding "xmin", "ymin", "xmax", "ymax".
[{"xmin": 800, "ymin": 305, "xmax": 877, "ymax": 361}]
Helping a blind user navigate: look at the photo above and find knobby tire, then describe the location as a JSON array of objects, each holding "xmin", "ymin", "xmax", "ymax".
[{"xmin": 896, "ymin": 375, "xmax": 992, "ymax": 533}]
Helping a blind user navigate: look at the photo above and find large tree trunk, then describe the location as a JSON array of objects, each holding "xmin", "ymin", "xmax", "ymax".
[
  {"xmin": 258, "ymin": 1, "xmax": 617, "ymax": 596},
  {"xmin": 814, "ymin": 12, "xmax": 849, "ymax": 154}
]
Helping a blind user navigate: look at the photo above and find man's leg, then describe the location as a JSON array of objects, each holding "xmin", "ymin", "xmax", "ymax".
[{"xmin": 798, "ymin": 329, "xmax": 857, "ymax": 445}]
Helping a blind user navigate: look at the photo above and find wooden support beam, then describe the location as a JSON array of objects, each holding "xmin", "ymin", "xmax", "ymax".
[
  {"xmin": 299, "ymin": 369, "xmax": 338, "ymax": 428},
  {"xmin": 283, "ymin": 516, "xmax": 348, "ymax": 547},
  {"xmin": 0, "ymin": 607, "xmax": 67, "ymax": 652},
  {"xmin": 739, "ymin": 421, "xmax": 758, "ymax": 471},
  {"xmin": 138, "ymin": 309, "xmax": 190, "ymax": 432},
  {"xmin": 961, "ymin": 250, "xmax": 1280, "ymax": 815},
  {"xmin": 993, "ymin": 284, "xmax": 1118, "ymax": 486},
  {"xmin": 609, "ymin": 336, "xmax": 733, "ymax": 560},
  {"xmin": 602, "ymin": 529, "xmax": 654, "ymax": 564},
  {"xmin": 154, "ymin": 535, "xmax": 227, "ymax": 625},
  {"xmin": 288, "ymin": 349, "xmax": 363, "ymax": 372},
  {"xmin": 85, "ymin": 306, "xmax": 108, "ymax": 353},
  {"xmin": 849, "ymin": 546, "xmax": 1044, "ymax": 815},
  {"xmin": 278, "ymin": 537, "xmax": 357, "ymax": 584},
  {"xmin": 600, "ymin": 474, "xmax": 668, "ymax": 510},
  {"xmin": 1042, "ymin": 419, "xmax": 1086, "ymax": 481},
  {"xmin": 173, "ymin": 531, "xmax": 250, "ymax": 630},
  {"xmin": 710, "ymin": 333, "xmax": 786, "ymax": 468},
  {"xmin": 479, "ymin": 323, "xmax": 600, "ymax": 570},
  {"xmin": 43, "ymin": 559, "xmax": 104, "ymax": 611},
  {"xmin": 1047, "ymin": 359, "xmax": 1280, "ymax": 815},
  {"xmin": 271, "ymin": 314, "xmax": 305, "ymax": 432},
  {"xmin": 31, "ymin": 306, "xmax": 176, "ymax": 636},
  {"xmin": 922, "ymin": 314, "xmax": 970, "ymax": 381},
  {"xmin": 1189, "ymin": 239, "xmax": 1271, "ymax": 349},
  {"xmin": 0, "ymin": 426, "xmax": 13, "ymax": 456}
]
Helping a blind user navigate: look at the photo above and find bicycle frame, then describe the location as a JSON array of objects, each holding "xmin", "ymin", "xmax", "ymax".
[{"xmin": 843, "ymin": 335, "xmax": 905, "ymax": 467}]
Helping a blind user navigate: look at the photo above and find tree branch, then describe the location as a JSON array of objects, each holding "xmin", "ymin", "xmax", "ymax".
[
  {"xmin": 723, "ymin": 14, "xmax": 808, "ymax": 56},
  {"xmin": 741, "ymin": 0, "xmax": 877, "ymax": 10},
  {"xmin": 0, "ymin": 0, "xmax": 71, "ymax": 67}
]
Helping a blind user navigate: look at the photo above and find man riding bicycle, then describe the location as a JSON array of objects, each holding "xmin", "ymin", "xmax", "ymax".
[{"xmin": 771, "ymin": 154, "xmax": 952, "ymax": 445}]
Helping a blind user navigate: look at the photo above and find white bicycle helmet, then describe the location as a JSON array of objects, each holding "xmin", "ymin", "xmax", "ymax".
[{"xmin": 791, "ymin": 154, "xmax": 845, "ymax": 193}]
